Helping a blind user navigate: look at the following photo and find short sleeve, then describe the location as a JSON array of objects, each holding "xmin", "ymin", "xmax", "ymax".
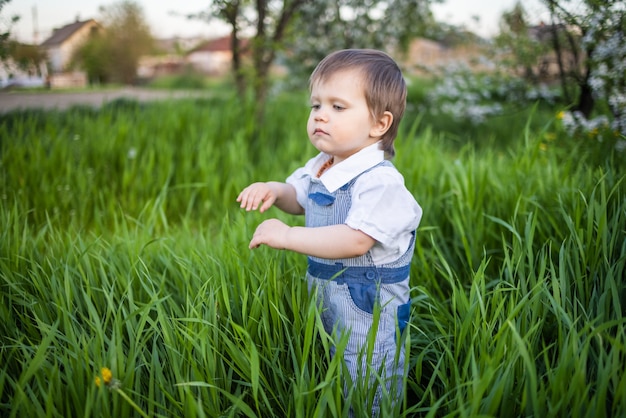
[
  {"xmin": 345, "ymin": 166, "xmax": 422, "ymax": 254},
  {"xmin": 286, "ymin": 166, "xmax": 311, "ymax": 209}
]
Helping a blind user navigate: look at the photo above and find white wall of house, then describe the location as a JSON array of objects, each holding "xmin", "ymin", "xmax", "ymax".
[
  {"xmin": 46, "ymin": 47, "xmax": 63, "ymax": 72},
  {"xmin": 0, "ymin": 59, "xmax": 47, "ymax": 89},
  {"xmin": 46, "ymin": 21, "xmax": 99, "ymax": 73},
  {"xmin": 186, "ymin": 51, "xmax": 231, "ymax": 75}
]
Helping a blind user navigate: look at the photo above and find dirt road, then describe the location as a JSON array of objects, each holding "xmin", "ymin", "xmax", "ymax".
[{"xmin": 0, "ymin": 87, "xmax": 213, "ymax": 114}]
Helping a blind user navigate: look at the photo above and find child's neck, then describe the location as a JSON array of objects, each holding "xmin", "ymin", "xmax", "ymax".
[{"xmin": 316, "ymin": 156, "xmax": 334, "ymax": 178}]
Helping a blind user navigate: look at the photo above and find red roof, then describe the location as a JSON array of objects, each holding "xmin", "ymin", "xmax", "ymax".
[{"xmin": 190, "ymin": 35, "xmax": 249, "ymax": 53}]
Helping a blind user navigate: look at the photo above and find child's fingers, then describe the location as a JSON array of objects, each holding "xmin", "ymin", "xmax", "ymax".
[
  {"xmin": 259, "ymin": 197, "xmax": 275, "ymax": 213},
  {"xmin": 238, "ymin": 185, "xmax": 274, "ymax": 212},
  {"xmin": 237, "ymin": 188, "xmax": 258, "ymax": 210},
  {"xmin": 249, "ymin": 237, "xmax": 261, "ymax": 249},
  {"xmin": 236, "ymin": 188, "xmax": 250, "ymax": 204},
  {"xmin": 241, "ymin": 196, "xmax": 257, "ymax": 211},
  {"xmin": 249, "ymin": 227, "xmax": 265, "ymax": 248}
]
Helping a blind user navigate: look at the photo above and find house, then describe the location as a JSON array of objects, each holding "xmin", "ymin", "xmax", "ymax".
[
  {"xmin": 402, "ymin": 37, "xmax": 490, "ymax": 75},
  {"xmin": 137, "ymin": 55, "xmax": 186, "ymax": 79},
  {"xmin": 186, "ymin": 35, "xmax": 249, "ymax": 76},
  {"xmin": 0, "ymin": 58, "xmax": 47, "ymax": 89},
  {"xmin": 0, "ymin": 42, "xmax": 48, "ymax": 89},
  {"xmin": 40, "ymin": 19, "xmax": 101, "ymax": 73},
  {"xmin": 136, "ymin": 37, "xmax": 205, "ymax": 80},
  {"xmin": 156, "ymin": 36, "xmax": 206, "ymax": 55}
]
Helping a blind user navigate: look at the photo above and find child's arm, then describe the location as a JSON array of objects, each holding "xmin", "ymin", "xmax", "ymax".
[
  {"xmin": 237, "ymin": 181, "xmax": 304, "ymax": 215},
  {"xmin": 248, "ymin": 218, "xmax": 375, "ymax": 259}
]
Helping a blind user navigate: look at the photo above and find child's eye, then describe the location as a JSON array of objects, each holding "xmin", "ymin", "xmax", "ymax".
[
  {"xmin": 311, "ymin": 104, "xmax": 321, "ymax": 110},
  {"xmin": 333, "ymin": 104, "xmax": 345, "ymax": 111}
]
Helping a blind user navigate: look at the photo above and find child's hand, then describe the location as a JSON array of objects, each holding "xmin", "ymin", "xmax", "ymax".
[
  {"xmin": 249, "ymin": 218, "xmax": 290, "ymax": 249},
  {"xmin": 237, "ymin": 182, "xmax": 278, "ymax": 213}
]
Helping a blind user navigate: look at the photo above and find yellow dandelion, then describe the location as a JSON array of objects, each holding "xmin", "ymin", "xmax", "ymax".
[
  {"xmin": 93, "ymin": 366, "xmax": 150, "ymax": 418},
  {"xmin": 95, "ymin": 367, "xmax": 114, "ymax": 388},
  {"xmin": 101, "ymin": 367, "xmax": 113, "ymax": 384},
  {"xmin": 556, "ymin": 111, "xmax": 565, "ymax": 120},
  {"xmin": 539, "ymin": 143, "xmax": 548, "ymax": 151}
]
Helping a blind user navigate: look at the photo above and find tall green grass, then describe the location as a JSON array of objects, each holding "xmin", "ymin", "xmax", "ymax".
[{"xmin": 1, "ymin": 93, "xmax": 625, "ymax": 417}]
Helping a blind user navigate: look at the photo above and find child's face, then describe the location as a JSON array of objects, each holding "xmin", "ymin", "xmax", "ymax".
[{"xmin": 307, "ymin": 69, "xmax": 385, "ymax": 163}]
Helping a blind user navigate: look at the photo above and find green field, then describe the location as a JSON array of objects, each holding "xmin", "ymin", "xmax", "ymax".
[{"xmin": 1, "ymin": 92, "xmax": 625, "ymax": 417}]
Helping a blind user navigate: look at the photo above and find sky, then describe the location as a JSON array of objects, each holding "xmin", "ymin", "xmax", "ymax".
[
  {"xmin": 4, "ymin": 0, "xmax": 548, "ymax": 44},
  {"xmin": 431, "ymin": 0, "xmax": 547, "ymax": 37}
]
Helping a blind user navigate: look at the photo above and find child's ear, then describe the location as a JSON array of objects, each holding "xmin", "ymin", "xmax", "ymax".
[{"xmin": 370, "ymin": 111, "xmax": 393, "ymax": 138}]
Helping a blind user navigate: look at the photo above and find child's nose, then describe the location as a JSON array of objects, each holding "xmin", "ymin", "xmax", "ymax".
[{"xmin": 314, "ymin": 109, "xmax": 328, "ymax": 121}]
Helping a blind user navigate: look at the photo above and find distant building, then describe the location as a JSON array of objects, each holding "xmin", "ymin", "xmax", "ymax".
[
  {"xmin": 186, "ymin": 35, "xmax": 249, "ymax": 75},
  {"xmin": 0, "ymin": 57, "xmax": 47, "ymax": 89},
  {"xmin": 137, "ymin": 55, "xmax": 186, "ymax": 79},
  {"xmin": 0, "ymin": 42, "xmax": 48, "ymax": 89},
  {"xmin": 402, "ymin": 37, "xmax": 490, "ymax": 75},
  {"xmin": 40, "ymin": 19, "xmax": 101, "ymax": 73},
  {"xmin": 156, "ymin": 36, "xmax": 206, "ymax": 55}
]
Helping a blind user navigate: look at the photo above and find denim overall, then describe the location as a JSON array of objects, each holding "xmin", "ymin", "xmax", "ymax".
[{"xmin": 305, "ymin": 160, "xmax": 415, "ymax": 414}]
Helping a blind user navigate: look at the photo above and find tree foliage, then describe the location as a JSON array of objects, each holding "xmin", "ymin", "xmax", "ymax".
[
  {"xmin": 6, "ymin": 41, "xmax": 46, "ymax": 75},
  {"xmin": 100, "ymin": 0, "xmax": 154, "ymax": 84},
  {"xmin": 199, "ymin": 0, "xmax": 439, "ymax": 116},
  {"xmin": 421, "ymin": 0, "xmax": 624, "ymax": 156},
  {"xmin": 538, "ymin": 0, "xmax": 625, "ymax": 142},
  {"xmin": 284, "ymin": 0, "xmax": 440, "ymax": 84},
  {"xmin": 74, "ymin": 0, "xmax": 154, "ymax": 85},
  {"xmin": 72, "ymin": 33, "xmax": 111, "ymax": 85},
  {"xmin": 205, "ymin": 0, "xmax": 307, "ymax": 111},
  {"xmin": 558, "ymin": 0, "xmax": 626, "ymax": 141},
  {"xmin": 494, "ymin": 3, "xmax": 553, "ymax": 84},
  {"xmin": 583, "ymin": 2, "xmax": 625, "ymax": 136},
  {"xmin": 0, "ymin": 0, "xmax": 18, "ymax": 62}
]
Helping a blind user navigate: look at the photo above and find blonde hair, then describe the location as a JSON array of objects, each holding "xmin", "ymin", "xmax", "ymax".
[{"xmin": 309, "ymin": 49, "xmax": 407, "ymax": 158}]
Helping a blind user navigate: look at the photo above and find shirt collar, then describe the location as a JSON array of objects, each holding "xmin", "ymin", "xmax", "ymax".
[{"xmin": 306, "ymin": 142, "xmax": 385, "ymax": 193}]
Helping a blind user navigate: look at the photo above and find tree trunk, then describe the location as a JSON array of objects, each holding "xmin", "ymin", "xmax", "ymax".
[
  {"xmin": 222, "ymin": 0, "xmax": 246, "ymax": 98},
  {"xmin": 230, "ymin": 28, "xmax": 246, "ymax": 98},
  {"xmin": 549, "ymin": 9, "xmax": 572, "ymax": 104},
  {"xmin": 250, "ymin": 0, "xmax": 306, "ymax": 124},
  {"xmin": 576, "ymin": 69, "xmax": 595, "ymax": 118}
]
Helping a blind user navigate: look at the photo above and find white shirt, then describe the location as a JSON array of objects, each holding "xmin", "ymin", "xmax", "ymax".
[{"xmin": 286, "ymin": 142, "xmax": 422, "ymax": 264}]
